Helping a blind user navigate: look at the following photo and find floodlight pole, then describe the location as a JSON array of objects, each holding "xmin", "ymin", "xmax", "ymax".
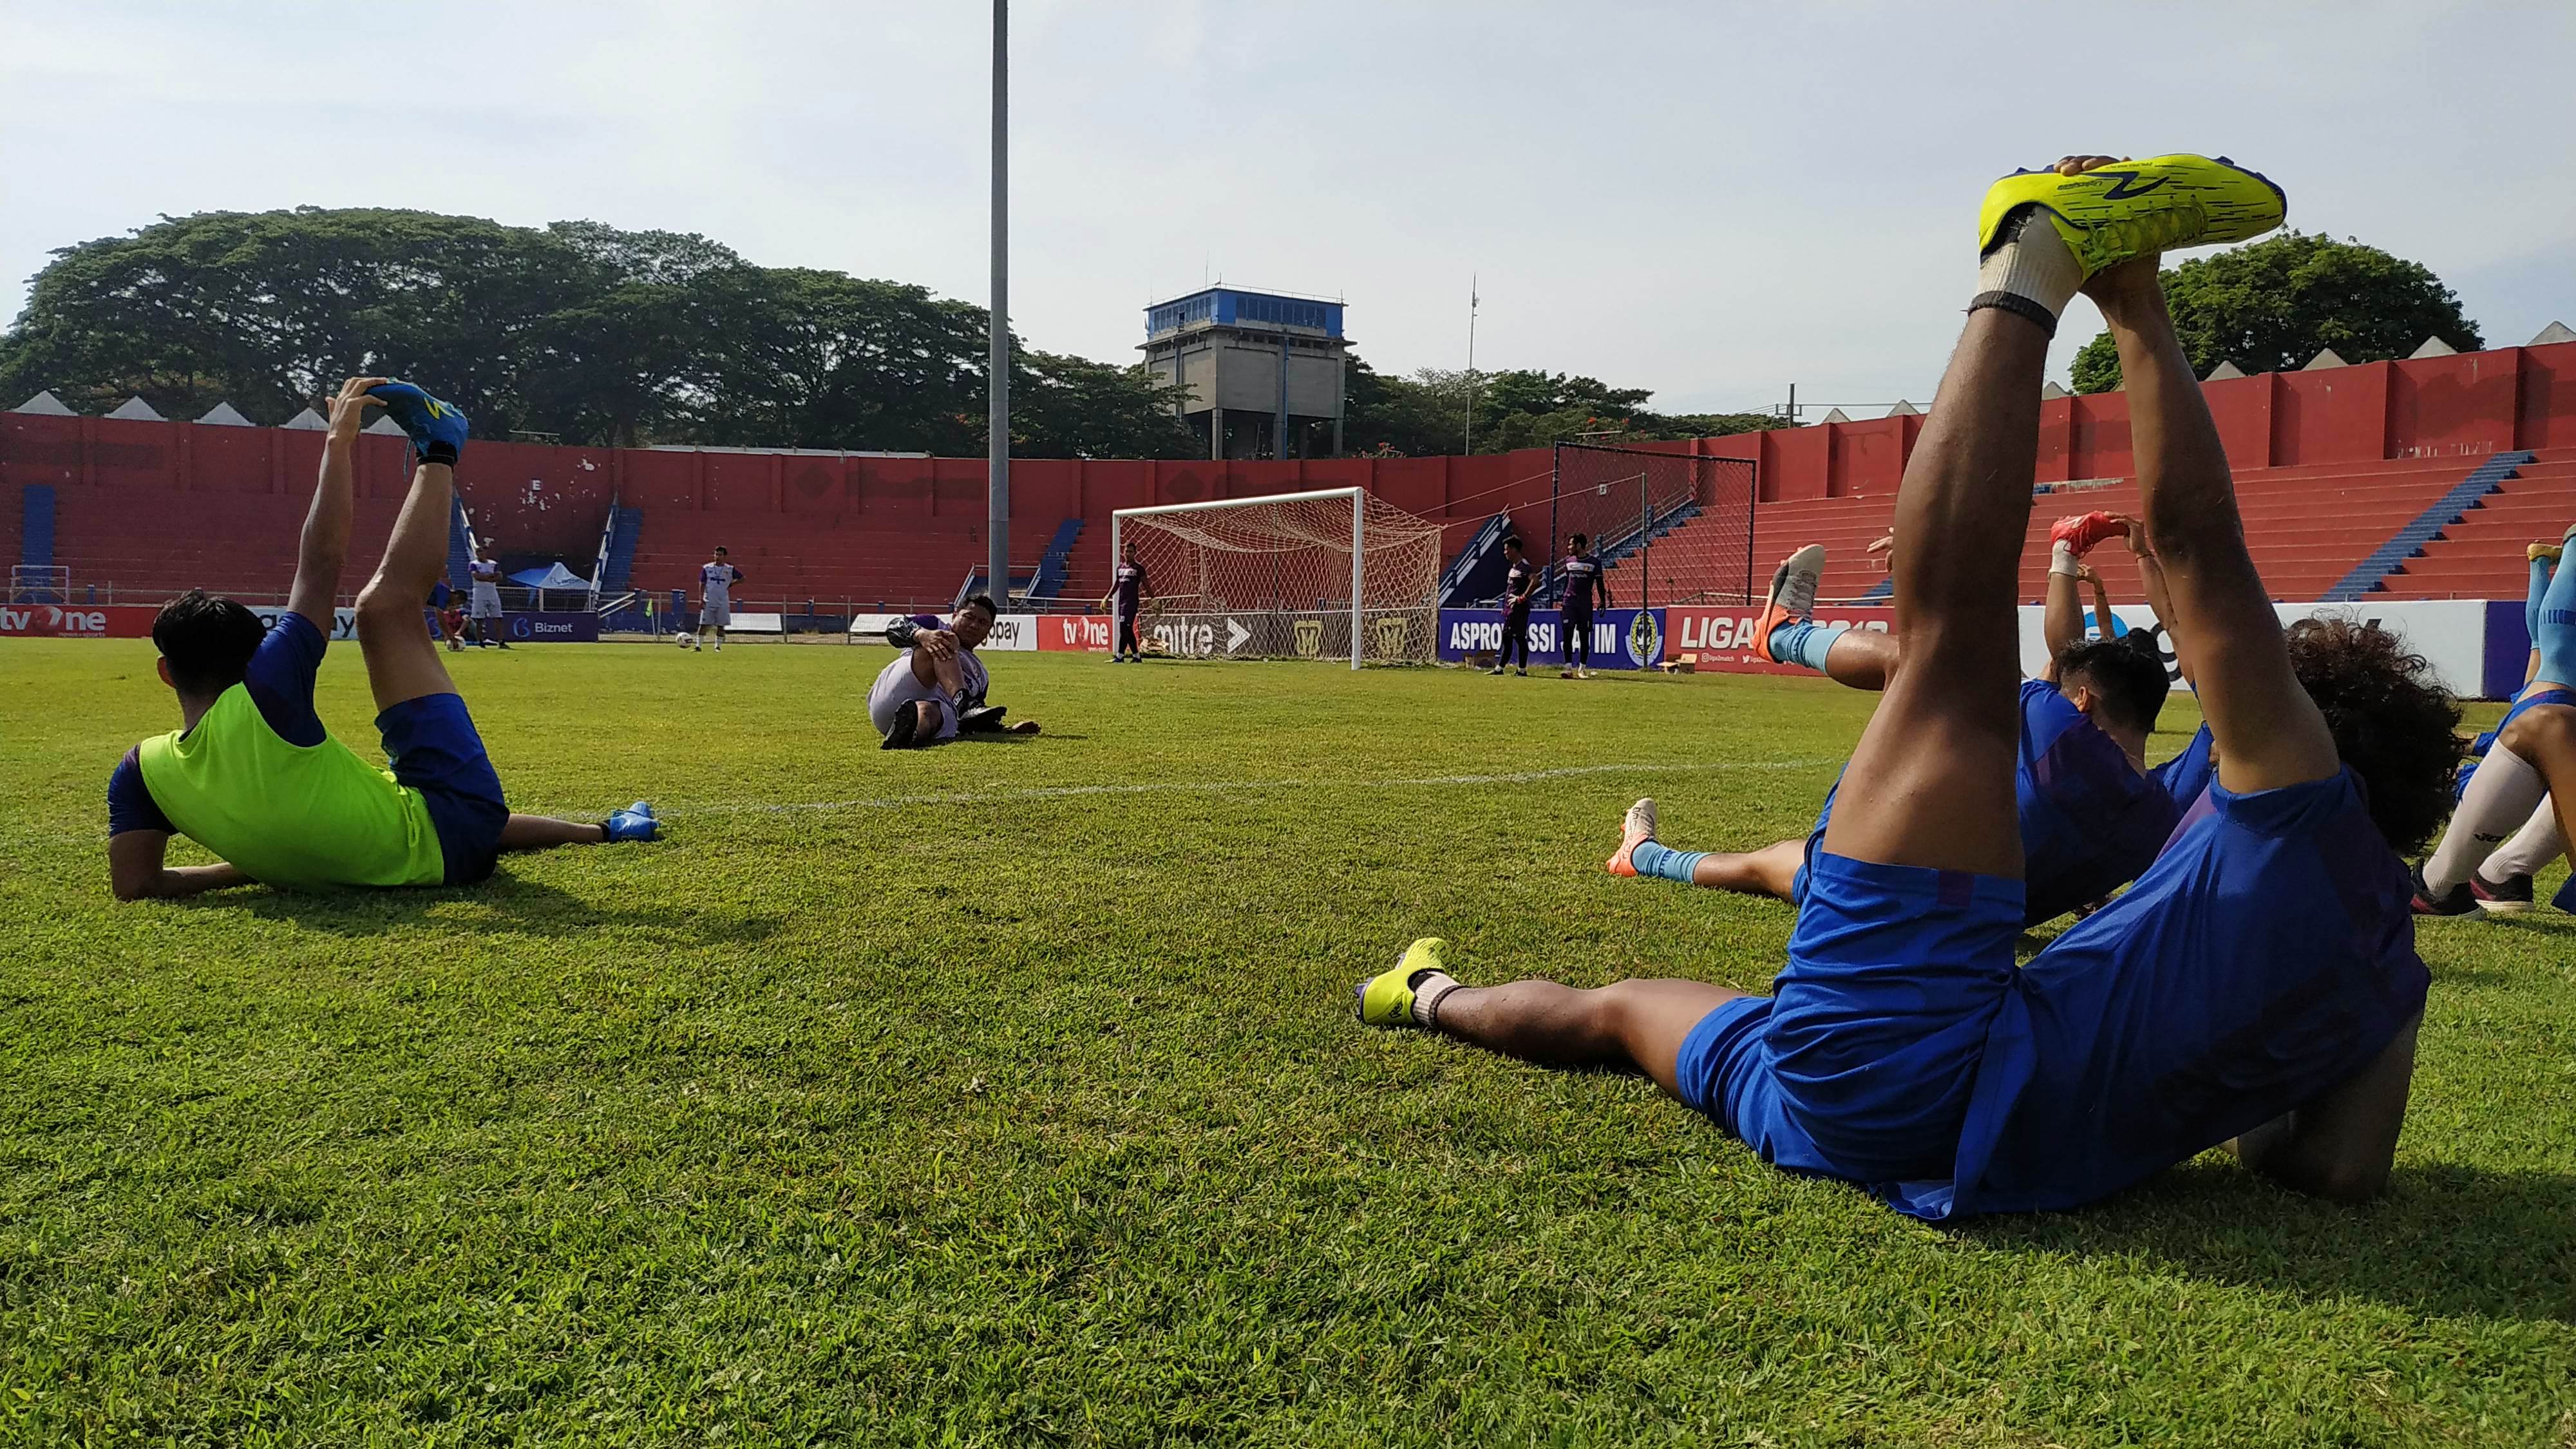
[{"xmin": 987, "ymin": 0, "xmax": 1010, "ymax": 608}]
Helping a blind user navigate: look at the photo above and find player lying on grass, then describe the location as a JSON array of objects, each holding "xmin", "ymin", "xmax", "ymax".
[
  {"xmin": 1364, "ymin": 153, "xmax": 2461, "ymax": 1217},
  {"xmin": 1612, "ymin": 526, "xmax": 2178, "ymax": 927},
  {"xmin": 107, "ymin": 379, "xmax": 659, "ymax": 902},
  {"xmin": 869, "ymin": 596, "xmax": 1043, "ymax": 750},
  {"xmin": 2412, "ymin": 528, "xmax": 2576, "ymax": 915}
]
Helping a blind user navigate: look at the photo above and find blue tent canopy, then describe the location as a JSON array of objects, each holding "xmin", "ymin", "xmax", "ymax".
[{"xmin": 509, "ymin": 562, "xmax": 591, "ymax": 591}]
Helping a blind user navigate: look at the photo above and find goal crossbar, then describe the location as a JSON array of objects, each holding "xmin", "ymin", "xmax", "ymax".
[
  {"xmin": 1114, "ymin": 488, "xmax": 1366, "ymax": 669},
  {"xmin": 1110, "ymin": 488, "xmax": 1444, "ymax": 670}
]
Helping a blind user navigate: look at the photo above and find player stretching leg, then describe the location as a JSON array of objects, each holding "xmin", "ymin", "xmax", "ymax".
[
  {"xmin": 869, "ymin": 596, "xmax": 1042, "ymax": 749},
  {"xmin": 1626, "ymin": 534, "xmax": 2177, "ymax": 925},
  {"xmin": 1558, "ymin": 533, "xmax": 1609, "ymax": 678},
  {"xmin": 688, "ymin": 546, "xmax": 743, "ymax": 652},
  {"xmin": 1367, "ymin": 155, "xmax": 2457, "ymax": 1216},
  {"xmin": 468, "ymin": 547, "xmax": 509, "ymax": 649},
  {"xmin": 1104, "ymin": 542, "xmax": 1151, "ymax": 663},
  {"xmin": 107, "ymin": 379, "xmax": 658, "ymax": 901},
  {"xmin": 1491, "ymin": 535, "xmax": 1536, "ymax": 676},
  {"xmin": 2413, "ymin": 526, "xmax": 2576, "ymax": 915}
]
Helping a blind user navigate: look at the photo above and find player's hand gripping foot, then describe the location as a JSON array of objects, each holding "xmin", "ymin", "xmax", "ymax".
[
  {"xmin": 365, "ymin": 381, "xmax": 471, "ymax": 464},
  {"xmin": 1749, "ymin": 544, "xmax": 1826, "ymax": 665},
  {"xmin": 1606, "ymin": 797, "xmax": 1658, "ymax": 877},
  {"xmin": 1356, "ymin": 937, "xmax": 1459, "ymax": 1028},
  {"xmin": 1978, "ymin": 154, "xmax": 2286, "ymax": 281},
  {"xmin": 603, "ymin": 802, "xmax": 659, "ymax": 842},
  {"xmin": 2050, "ymin": 511, "xmax": 2126, "ymax": 557}
]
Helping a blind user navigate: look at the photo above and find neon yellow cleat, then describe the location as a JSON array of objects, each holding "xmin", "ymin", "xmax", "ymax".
[
  {"xmin": 1976, "ymin": 155, "xmax": 2285, "ymax": 279},
  {"xmin": 1355, "ymin": 938, "xmax": 1450, "ymax": 1027}
]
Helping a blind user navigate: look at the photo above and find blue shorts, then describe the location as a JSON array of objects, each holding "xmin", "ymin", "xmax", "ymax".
[
  {"xmin": 1676, "ymin": 849, "xmax": 2027, "ymax": 1189},
  {"xmin": 377, "ymin": 694, "xmax": 508, "ymax": 886}
]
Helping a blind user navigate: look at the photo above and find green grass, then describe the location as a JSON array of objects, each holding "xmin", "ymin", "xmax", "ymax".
[{"xmin": 2, "ymin": 640, "xmax": 2572, "ymax": 1446}]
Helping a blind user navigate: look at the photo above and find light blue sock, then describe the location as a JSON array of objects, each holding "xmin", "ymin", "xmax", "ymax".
[
  {"xmin": 2529, "ymin": 555, "xmax": 2553, "ymax": 642},
  {"xmin": 1629, "ymin": 839, "xmax": 1710, "ymax": 886},
  {"xmin": 2539, "ymin": 545, "xmax": 2576, "ymax": 686},
  {"xmin": 1767, "ymin": 620, "xmax": 1851, "ymax": 675}
]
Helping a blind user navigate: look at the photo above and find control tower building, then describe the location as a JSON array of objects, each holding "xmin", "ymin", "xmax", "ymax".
[{"xmin": 1140, "ymin": 287, "xmax": 1349, "ymax": 460}]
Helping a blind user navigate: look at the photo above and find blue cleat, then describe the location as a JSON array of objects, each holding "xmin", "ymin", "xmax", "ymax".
[
  {"xmin": 603, "ymin": 800, "xmax": 659, "ymax": 842},
  {"xmin": 365, "ymin": 381, "xmax": 470, "ymax": 461}
]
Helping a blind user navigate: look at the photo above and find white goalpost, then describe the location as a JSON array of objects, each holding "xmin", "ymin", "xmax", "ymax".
[{"xmin": 1111, "ymin": 487, "xmax": 1442, "ymax": 669}]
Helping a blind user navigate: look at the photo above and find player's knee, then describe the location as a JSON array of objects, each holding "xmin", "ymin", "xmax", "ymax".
[{"xmin": 352, "ymin": 582, "xmax": 412, "ymax": 638}]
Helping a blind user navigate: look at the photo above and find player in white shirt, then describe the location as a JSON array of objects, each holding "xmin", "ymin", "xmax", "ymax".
[
  {"xmin": 688, "ymin": 547, "xmax": 744, "ymax": 652},
  {"xmin": 869, "ymin": 596, "xmax": 1042, "ymax": 748},
  {"xmin": 468, "ymin": 549, "xmax": 509, "ymax": 650}
]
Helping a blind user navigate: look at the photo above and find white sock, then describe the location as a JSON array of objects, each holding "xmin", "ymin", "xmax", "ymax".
[
  {"xmin": 2426, "ymin": 746, "xmax": 2547, "ymax": 892},
  {"xmin": 1973, "ymin": 210, "xmax": 2083, "ymax": 335},
  {"xmin": 1411, "ymin": 971, "xmax": 1462, "ymax": 1030},
  {"xmin": 2050, "ymin": 541, "xmax": 2083, "ymax": 577},
  {"xmin": 2481, "ymin": 795, "xmax": 2566, "ymax": 882}
]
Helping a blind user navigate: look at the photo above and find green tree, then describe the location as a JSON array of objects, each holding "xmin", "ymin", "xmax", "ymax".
[{"xmin": 2069, "ymin": 231, "xmax": 2483, "ymax": 393}]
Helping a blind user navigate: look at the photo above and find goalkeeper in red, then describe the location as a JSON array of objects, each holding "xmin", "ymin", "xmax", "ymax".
[{"xmin": 106, "ymin": 377, "xmax": 658, "ymax": 900}]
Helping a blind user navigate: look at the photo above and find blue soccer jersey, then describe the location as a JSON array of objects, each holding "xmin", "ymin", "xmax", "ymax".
[{"xmin": 1681, "ymin": 767, "xmax": 2426, "ymax": 1220}]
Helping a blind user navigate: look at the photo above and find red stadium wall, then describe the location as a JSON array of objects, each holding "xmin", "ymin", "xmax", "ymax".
[{"xmin": 8, "ymin": 337, "xmax": 2575, "ymax": 583}]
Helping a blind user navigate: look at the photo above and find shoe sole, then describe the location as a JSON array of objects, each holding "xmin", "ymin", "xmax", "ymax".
[{"xmin": 2474, "ymin": 898, "xmax": 2534, "ymax": 915}]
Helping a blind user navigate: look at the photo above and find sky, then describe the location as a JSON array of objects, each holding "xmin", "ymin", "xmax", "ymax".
[{"xmin": 5, "ymin": 0, "xmax": 2573, "ymax": 420}]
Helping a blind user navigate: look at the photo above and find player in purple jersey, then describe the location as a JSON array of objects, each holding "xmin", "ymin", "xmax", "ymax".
[
  {"xmin": 1557, "ymin": 534, "xmax": 1609, "ymax": 678},
  {"xmin": 871, "ymin": 596, "xmax": 1043, "ymax": 748},
  {"xmin": 1102, "ymin": 544, "xmax": 1151, "ymax": 663},
  {"xmin": 1363, "ymin": 152, "xmax": 2462, "ymax": 1217},
  {"xmin": 1490, "ymin": 536, "xmax": 1537, "ymax": 676}
]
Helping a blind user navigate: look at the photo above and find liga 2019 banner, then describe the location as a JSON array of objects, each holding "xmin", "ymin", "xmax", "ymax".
[
  {"xmin": 1437, "ymin": 609, "xmax": 1669, "ymax": 670},
  {"xmin": 1661, "ymin": 598, "xmax": 2518, "ymax": 697}
]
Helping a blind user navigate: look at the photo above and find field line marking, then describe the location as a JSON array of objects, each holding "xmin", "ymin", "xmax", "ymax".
[{"xmin": 659, "ymin": 758, "xmax": 1841, "ymax": 819}]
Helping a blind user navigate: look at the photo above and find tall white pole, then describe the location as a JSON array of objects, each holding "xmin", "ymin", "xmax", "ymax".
[
  {"xmin": 1463, "ymin": 274, "xmax": 1478, "ymax": 455},
  {"xmin": 1349, "ymin": 491, "xmax": 1364, "ymax": 670},
  {"xmin": 987, "ymin": 0, "xmax": 1010, "ymax": 606}
]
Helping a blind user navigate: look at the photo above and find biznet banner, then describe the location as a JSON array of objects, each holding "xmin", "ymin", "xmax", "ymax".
[
  {"xmin": 1666, "ymin": 598, "xmax": 2503, "ymax": 697},
  {"xmin": 1437, "ymin": 608, "xmax": 1667, "ymax": 670}
]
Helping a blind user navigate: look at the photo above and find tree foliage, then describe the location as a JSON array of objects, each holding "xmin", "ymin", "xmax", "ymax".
[
  {"xmin": 2069, "ymin": 232, "xmax": 2483, "ymax": 393},
  {"xmin": 0, "ymin": 209, "xmax": 1199, "ymax": 457},
  {"xmin": 1340, "ymin": 361, "xmax": 1770, "ymax": 457}
]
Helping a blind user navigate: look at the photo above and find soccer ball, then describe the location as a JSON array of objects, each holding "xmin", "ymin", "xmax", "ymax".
[{"xmin": 676, "ymin": 632, "xmax": 696, "ymax": 650}]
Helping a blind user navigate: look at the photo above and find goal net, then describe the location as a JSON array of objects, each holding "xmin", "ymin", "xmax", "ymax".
[
  {"xmin": 1549, "ymin": 444, "xmax": 1758, "ymax": 607},
  {"xmin": 1113, "ymin": 488, "xmax": 1443, "ymax": 667}
]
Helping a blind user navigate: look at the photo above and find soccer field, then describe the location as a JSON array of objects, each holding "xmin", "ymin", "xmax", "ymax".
[{"xmin": 3, "ymin": 640, "xmax": 2571, "ymax": 1445}]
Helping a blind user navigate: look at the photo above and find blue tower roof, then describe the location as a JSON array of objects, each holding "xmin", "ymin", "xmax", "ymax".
[{"xmin": 1146, "ymin": 287, "xmax": 1343, "ymax": 340}]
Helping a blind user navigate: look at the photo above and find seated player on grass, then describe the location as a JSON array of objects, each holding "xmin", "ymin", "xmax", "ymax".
[
  {"xmin": 1611, "ymin": 520, "xmax": 2179, "ymax": 927},
  {"xmin": 107, "ymin": 378, "xmax": 659, "ymax": 902},
  {"xmin": 2412, "ymin": 526, "xmax": 2576, "ymax": 916},
  {"xmin": 1363, "ymin": 153, "xmax": 2461, "ymax": 1217},
  {"xmin": 869, "ymin": 596, "xmax": 1042, "ymax": 750}
]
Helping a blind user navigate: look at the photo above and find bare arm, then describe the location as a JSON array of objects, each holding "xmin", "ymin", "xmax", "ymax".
[
  {"xmin": 2125, "ymin": 520, "xmax": 2193, "ymax": 688},
  {"xmin": 2228, "ymin": 1014, "xmax": 2419, "ymax": 1202},
  {"xmin": 109, "ymin": 832, "xmax": 252, "ymax": 902},
  {"xmin": 288, "ymin": 377, "xmax": 386, "ymax": 631},
  {"xmin": 2043, "ymin": 556, "xmax": 2087, "ymax": 668},
  {"xmin": 2087, "ymin": 567, "xmax": 2118, "ymax": 640}
]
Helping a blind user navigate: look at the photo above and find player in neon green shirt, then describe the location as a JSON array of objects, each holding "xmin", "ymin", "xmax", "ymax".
[{"xmin": 107, "ymin": 376, "xmax": 659, "ymax": 899}]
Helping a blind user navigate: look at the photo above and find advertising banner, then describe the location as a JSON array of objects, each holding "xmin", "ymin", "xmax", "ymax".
[
  {"xmin": 2011, "ymin": 598, "xmax": 2492, "ymax": 697},
  {"xmin": 1664, "ymin": 605, "xmax": 1895, "ymax": 676},
  {"xmin": 1037, "ymin": 613, "xmax": 1114, "ymax": 652},
  {"xmin": 1437, "ymin": 608, "xmax": 1667, "ymax": 670},
  {"xmin": 251, "ymin": 605, "xmax": 359, "ymax": 640},
  {"xmin": 498, "ymin": 611, "xmax": 601, "ymax": 644},
  {"xmin": 0, "ymin": 602, "xmax": 160, "ymax": 638}
]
